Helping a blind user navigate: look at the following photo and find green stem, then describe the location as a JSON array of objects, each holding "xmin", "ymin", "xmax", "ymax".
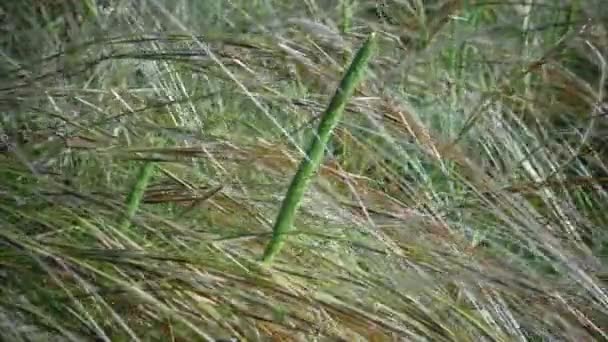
[
  {"xmin": 120, "ymin": 161, "xmax": 155, "ymax": 231},
  {"xmin": 262, "ymin": 32, "xmax": 378, "ymax": 266},
  {"xmin": 340, "ymin": 0, "xmax": 353, "ymax": 34}
]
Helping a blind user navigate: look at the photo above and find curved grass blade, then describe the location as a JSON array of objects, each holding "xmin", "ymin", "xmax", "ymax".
[{"xmin": 262, "ymin": 32, "xmax": 378, "ymax": 266}]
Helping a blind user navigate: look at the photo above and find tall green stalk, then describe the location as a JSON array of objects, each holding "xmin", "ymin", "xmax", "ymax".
[
  {"xmin": 340, "ymin": 0, "xmax": 354, "ymax": 34},
  {"xmin": 262, "ymin": 32, "xmax": 378, "ymax": 266},
  {"xmin": 120, "ymin": 161, "xmax": 156, "ymax": 231}
]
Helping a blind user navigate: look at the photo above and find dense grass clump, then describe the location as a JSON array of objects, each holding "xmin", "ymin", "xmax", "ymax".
[{"xmin": 1, "ymin": 0, "xmax": 607, "ymax": 340}]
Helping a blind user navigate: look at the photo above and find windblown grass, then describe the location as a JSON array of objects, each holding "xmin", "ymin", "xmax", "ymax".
[{"xmin": 1, "ymin": 0, "xmax": 607, "ymax": 340}]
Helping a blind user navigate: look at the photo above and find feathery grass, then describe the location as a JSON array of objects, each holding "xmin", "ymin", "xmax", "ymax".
[{"xmin": 1, "ymin": 0, "xmax": 608, "ymax": 340}]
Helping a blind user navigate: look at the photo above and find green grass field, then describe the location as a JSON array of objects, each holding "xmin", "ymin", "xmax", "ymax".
[{"xmin": 1, "ymin": 0, "xmax": 608, "ymax": 340}]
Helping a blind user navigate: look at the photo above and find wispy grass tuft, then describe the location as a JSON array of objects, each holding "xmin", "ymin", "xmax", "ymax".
[{"xmin": 1, "ymin": 0, "xmax": 608, "ymax": 340}]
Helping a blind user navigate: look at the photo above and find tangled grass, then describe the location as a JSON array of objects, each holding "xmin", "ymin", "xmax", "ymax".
[{"xmin": 1, "ymin": 0, "xmax": 607, "ymax": 340}]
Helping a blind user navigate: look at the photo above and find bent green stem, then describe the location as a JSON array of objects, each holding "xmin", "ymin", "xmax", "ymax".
[{"xmin": 262, "ymin": 32, "xmax": 378, "ymax": 266}]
